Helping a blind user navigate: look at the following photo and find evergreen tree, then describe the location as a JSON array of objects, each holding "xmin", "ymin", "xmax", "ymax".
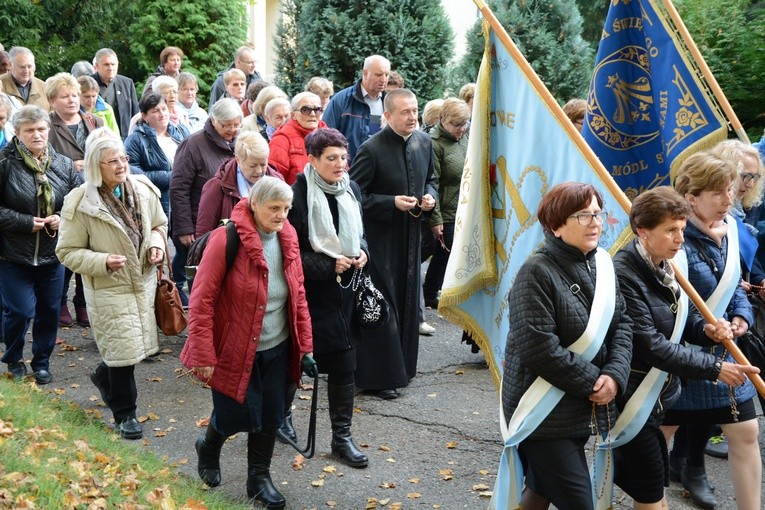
[
  {"xmin": 674, "ymin": 0, "xmax": 765, "ymax": 138},
  {"xmin": 274, "ymin": 0, "xmax": 454, "ymax": 103},
  {"xmin": 273, "ymin": 0, "xmax": 304, "ymax": 97},
  {"xmin": 127, "ymin": 0, "xmax": 248, "ymax": 104},
  {"xmin": 575, "ymin": 0, "xmax": 609, "ymax": 49},
  {"xmin": 451, "ymin": 0, "xmax": 594, "ymax": 102}
]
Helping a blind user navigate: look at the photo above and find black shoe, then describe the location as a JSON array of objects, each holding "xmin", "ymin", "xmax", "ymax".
[
  {"xmin": 7, "ymin": 361, "xmax": 27, "ymax": 379},
  {"xmin": 33, "ymin": 369, "xmax": 52, "ymax": 385},
  {"xmin": 195, "ymin": 424, "xmax": 226, "ymax": 487},
  {"xmin": 247, "ymin": 431, "xmax": 285, "ymax": 509},
  {"xmin": 669, "ymin": 456, "xmax": 686, "ymax": 483},
  {"xmin": 275, "ymin": 411, "xmax": 297, "ymax": 445},
  {"xmin": 329, "ymin": 383, "xmax": 369, "ymax": 468},
  {"xmin": 118, "ymin": 418, "xmax": 143, "ymax": 440},
  {"xmin": 424, "ymin": 298, "xmax": 439, "ymax": 309},
  {"xmin": 375, "ymin": 389, "xmax": 398, "ymax": 400},
  {"xmin": 681, "ymin": 464, "xmax": 717, "ymax": 509}
]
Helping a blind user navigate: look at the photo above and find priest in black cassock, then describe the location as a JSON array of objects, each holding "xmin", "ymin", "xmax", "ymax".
[{"xmin": 349, "ymin": 88, "xmax": 438, "ymax": 400}]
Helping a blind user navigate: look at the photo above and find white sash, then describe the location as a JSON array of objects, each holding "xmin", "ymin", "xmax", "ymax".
[
  {"xmin": 593, "ymin": 250, "xmax": 689, "ymax": 510},
  {"xmin": 689, "ymin": 215, "xmax": 740, "ymax": 351},
  {"xmin": 490, "ymin": 248, "xmax": 616, "ymax": 510}
]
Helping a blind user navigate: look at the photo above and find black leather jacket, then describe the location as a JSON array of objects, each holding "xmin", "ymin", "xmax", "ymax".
[
  {"xmin": 614, "ymin": 240, "xmax": 721, "ymax": 411},
  {"xmin": 0, "ymin": 142, "xmax": 81, "ymax": 266}
]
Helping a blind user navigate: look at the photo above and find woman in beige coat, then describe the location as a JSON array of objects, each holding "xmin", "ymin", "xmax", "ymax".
[{"xmin": 56, "ymin": 132, "xmax": 167, "ymax": 440}]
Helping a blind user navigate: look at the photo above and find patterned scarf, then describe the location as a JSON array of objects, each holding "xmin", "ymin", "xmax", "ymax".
[
  {"xmin": 636, "ymin": 239, "xmax": 680, "ymax": 298},
  {"xmin": 14, "ymin": 137, "xmax": 54, "ymax": 216},
  {"xmin": 98, "ymin": 180, "xmax": 143, "ymax": 254}
]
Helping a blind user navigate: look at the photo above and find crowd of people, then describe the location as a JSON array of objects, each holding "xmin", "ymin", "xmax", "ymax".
[
  {"xmin": 0, "ymin": 43, "xmax": 478, "ymax": 509},
  {"xmin": 2, "ymin": 40, "xmax": 765, "ymax": 510}
]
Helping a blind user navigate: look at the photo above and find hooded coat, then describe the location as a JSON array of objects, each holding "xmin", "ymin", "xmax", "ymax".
[{"xmin": 56, "ymin": 175, "xmax": 167, "ymax": 367}]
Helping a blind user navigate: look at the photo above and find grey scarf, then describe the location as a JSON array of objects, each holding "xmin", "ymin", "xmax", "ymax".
[{"xmin": 304, "ymin": 163, "xmax": 362, "ymax": 258}]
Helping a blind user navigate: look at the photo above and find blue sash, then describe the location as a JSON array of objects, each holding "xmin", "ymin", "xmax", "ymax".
[
  {"xmin": 489, "ymin": 248, "xmax": 616, "ymax": 510},
  {"xmin": 593, "ymin": 250, "xmax": 689, "ymax": 509}
]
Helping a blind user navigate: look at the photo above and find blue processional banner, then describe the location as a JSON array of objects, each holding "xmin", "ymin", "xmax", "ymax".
[
  {"xmin": 583, "ymin": 0, "xmax": 727, "ymax": 198},
  {"xmin": 439, "ymin": 26, "xmax": 632, "ymax": 390}
]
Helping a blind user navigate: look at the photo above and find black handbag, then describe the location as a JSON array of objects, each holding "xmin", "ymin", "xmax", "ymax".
[{"xmin": 345, "ymin": 268, "xmax": 390, "ymax": 329}]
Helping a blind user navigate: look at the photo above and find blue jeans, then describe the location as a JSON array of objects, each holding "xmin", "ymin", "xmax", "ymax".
[{"xmin": 0, "ymin": 261, "xmax": 64, "ymax": 371}]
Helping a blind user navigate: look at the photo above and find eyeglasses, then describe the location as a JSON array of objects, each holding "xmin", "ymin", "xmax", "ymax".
[
  {"xmin": 298, "ymin": 106, "xmax": 324, "ymax": 116},
  {"xmin": 446, "ymin": 121, "xmax": 468, "ymax": 131},
  {"xmin": 101, "ymin": 155, "xmax": 129, "ymax": 167},
  {"xmin": 568, "ymin": 211, "xmax": 608, "ymax": 226},
  {"xmin": 740, "ymin": 172, "xmax": 761, "ymax": 184}
]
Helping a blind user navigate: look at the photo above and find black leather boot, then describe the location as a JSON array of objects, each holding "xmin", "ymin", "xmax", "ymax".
[
  {"xmin": 195, "ymin": 424, "xmax": 227, "ymax": 487},
  {"xmin": 328, "ymin": 382, "xmax": 369, "ymax": 468},
  {"xmin": 247, "ymin": 430, "xmax": 285, "ymax": 509},
  {"xmin": 275, "ymin": 383, "xmax": 298, "ymax": 444},
  {"xmin": 668, "ymin": 455, "xmax": 685, "ymax": 483},
  {"xmin": 681, "ymin": 464, "xmax": 717, "ymax": 509}
]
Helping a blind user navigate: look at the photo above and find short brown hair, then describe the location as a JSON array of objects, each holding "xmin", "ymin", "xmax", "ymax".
[
  {"xmin": 387, "ymin": 71, "xmax": 405, "ymax": 89},
  {"xmin": 629, "ymin": 186, "xmax": 691, "ymax": 233},
  {"xmin": 160, "ymin": 46, "xmax": 184, "ymax": 65},
  {"xmin": 459, "ymin": 83, "xmax": 475, "ymax": 104},
  {"xmin": 537, "ymin": 182, "xmax": 603, "ymax": 233},
  {"xmin": 439, "ymin": 98, "xmax": 470, "ymax": 126},
  {"xmin": 673, "ymin": 150, "xmax": 737, "ymax": 197}
]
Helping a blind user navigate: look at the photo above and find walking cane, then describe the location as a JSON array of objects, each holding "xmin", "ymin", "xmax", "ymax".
[{"xmin": 280, "ymin": 371, "xmax": 319, "ymax": 458}]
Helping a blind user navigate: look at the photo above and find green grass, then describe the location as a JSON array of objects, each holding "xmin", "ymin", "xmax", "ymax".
[{"xmin": 0, "ymin": 376, "xmax": 251, "ymax": 510}]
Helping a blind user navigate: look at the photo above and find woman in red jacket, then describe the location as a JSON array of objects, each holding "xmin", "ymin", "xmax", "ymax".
[
  {"xmin": 268, "ymin": 91, "xmax": 327, "ymax": 184},
  {"xmin": 180, "ymin": 176, "xmax": 314, "ymax": 510}
]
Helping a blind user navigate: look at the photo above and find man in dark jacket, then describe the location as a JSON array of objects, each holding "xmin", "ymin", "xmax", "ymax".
[
  {"xmin": 323, "ymin": 55, "xmax": 390, "ymax": 163},
  {"xmin": 208, "ymin": 46, "xmax": 263, "ymax": 106},
  {"xmin": 91, "ymin": 48, "xmax": 139, "ymax": 140},
  {"xmin": 348, "ymin": 88, "xmax": 437, "ymax": 399}
]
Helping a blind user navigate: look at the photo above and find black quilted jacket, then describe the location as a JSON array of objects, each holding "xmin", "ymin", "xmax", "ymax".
[
  {"xmin": 501, "ymin": 233, "xmax": 632, "ymax": 439},
  {"xmin": 614, "ymin": 240, "xmax": 721, "ymax": 412},
  {"xmin": 288, "ymin": 173, "xmax": 368, "ymax": 356},
  {"xmin": 0, "ymin": 142, "xmax": 81, "ymax": 266}
]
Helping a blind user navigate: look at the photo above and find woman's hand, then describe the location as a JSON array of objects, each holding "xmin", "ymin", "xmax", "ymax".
[
  {"xmin": 179, "ymin": 234, "xmax": 195, "ymax": 247},
  {"xmin": 351, "ymin": 251, "xmax": 368, "ymax": 269},
  {"xmin": 148, "ymin": 247, "xmax": 164, "ymax": 265},
  {"xmin": 44, "ymin": 214, "xmax": 61, "ymax": 231},
  {"xmin": 193, "ymin": 366, "xmax": 214, "ymax": 381},
  {"xmin": 589, "ymin": 374, "xmax": 618, "ymax": 405},
  {"xmin": 717, "ymin": 361, "xmax": 760, "ymax": 387},
  {"xmin": 335, "ymin": 256, "xmax": 353, "ymax": 274},
  {"xmin": 703, "ymin": 318, "xmax": 733, "ymax": 343},
  {"xmin": 431, "ymin": 224, "xmax": 443, "ymax": 236},
  {"xmin": 31, "ymin": 216, "xmax": 46, "ymax": 232},
  {"xmin": 730, "ymin": 316, "xmax": 749, "ymax": 338},
  {"xmin": 106, "ymin": 254, "xmax": 128, "ymax": 272}
]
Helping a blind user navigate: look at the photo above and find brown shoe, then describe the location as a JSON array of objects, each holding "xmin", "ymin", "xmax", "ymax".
[
  {"xmin": 75, "ymin": 307, "xmax": 90, "ymax": 327},
  {"xmin": 59, "ymin": 306, "xmax": 73, "ymax": 326}
]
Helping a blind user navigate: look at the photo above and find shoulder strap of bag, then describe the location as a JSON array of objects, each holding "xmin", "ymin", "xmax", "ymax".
[{"xmin": 224, "ymin": 220, "xmax": 240, "ymax": 272}]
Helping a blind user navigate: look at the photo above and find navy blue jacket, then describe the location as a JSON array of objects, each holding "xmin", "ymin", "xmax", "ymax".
[
  {"xmin": 323, "ymin": 79, "xmax": 385, "ymax": 163},
  {"xmin": 669, "ymin": 220, "xmax": 756, "ymax": 411},
  {"xmin": 124, "ymin": 122, "xmax": 189, "ymax": 216}
]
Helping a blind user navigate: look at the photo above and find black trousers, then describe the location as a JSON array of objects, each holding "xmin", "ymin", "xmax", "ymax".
[{"xmin": 94, "ymin": 361, "xmax": 137, "ymax": 424}]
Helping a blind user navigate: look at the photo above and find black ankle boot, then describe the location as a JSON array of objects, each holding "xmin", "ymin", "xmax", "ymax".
[
  {"xmin": 328, "ymin": 382, "xmax": 369, "ymax": 468},
  {"xmin": 247, "ymin": 430, "xmax": 285, "ymax": 509},
  {"xmin": 275, "ymin": 383, "xmax": 297, "ymax": 445},
  {"xmin": 681, "ymin": 464, "xmax": 717, "ymax": 509},
  {"xmin": 668, "ymin": 456, "xmax": 686, "ymax": 483},
  {"xmin": 195, "ymin": 424, "xmax": 226, "ymax": 487}
]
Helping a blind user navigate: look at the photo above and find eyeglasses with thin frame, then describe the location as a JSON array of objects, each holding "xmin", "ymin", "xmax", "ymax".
[
  {"xmin": 740, "ymin": 172, "xmax": 761, "ymax": 184},
  {"xmin": 298, "ymin": 106, "xmax": 324, "ymax": 116},
  {"xmin": 568, "ymin": 211, "xmax": 608, "ymax": 226},
  {"xmin": 101, "ymin": 155, "xmax": 129, "ymax": 167}
]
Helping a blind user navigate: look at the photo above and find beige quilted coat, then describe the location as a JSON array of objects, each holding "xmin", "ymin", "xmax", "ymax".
[{"xmin": 56, "ymin": 175, "xmax": 168, "ymax": 367}]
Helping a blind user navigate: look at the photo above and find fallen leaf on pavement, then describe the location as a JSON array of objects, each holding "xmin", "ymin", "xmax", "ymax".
[
  {"xmin": 473, "ymin": 483, "xmax": 490, "ymax": 491},
  {"xmin": 407, "ymin": 492, "xmax": 422, "ymax": 499},
  {"xmin": 445, "ymin": 441, "xmax": 458, "ymax": 449},
  {"xmin": 379, "ymin": 482, "xmax": 395, "ymax": 489},
  {"xmin": 195, "ymin": 417, "xmax": 210, "ymax": 428},
  {"xmin": 292, "ymin": 454, "xmax": 305, "ymax": 470}
]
